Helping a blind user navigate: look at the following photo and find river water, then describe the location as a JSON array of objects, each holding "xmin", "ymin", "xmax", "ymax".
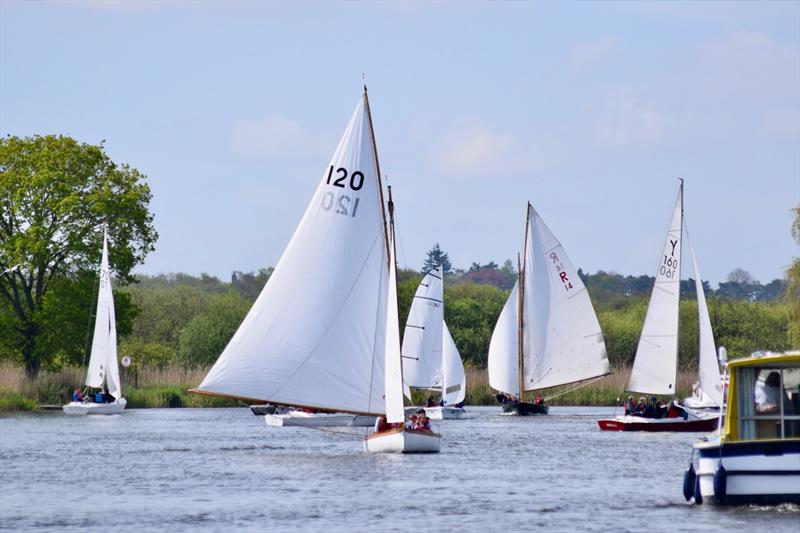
[{"xmin": 1, "ymin": 406, "xmax": 797, "ymax": 532}]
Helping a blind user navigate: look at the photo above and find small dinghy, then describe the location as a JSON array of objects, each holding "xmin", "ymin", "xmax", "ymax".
[
  {"xmin": 401, "ymin": 267, "xmax": 467, "ymax": 420},
  {"xmin": 488, "ymin": 203, "xmax": 610, "ymax": 415},
  {"xmin": 365, "ymin": 427, "xmax": 441, "ymax": 453},
  {"xmin": 599, "ymin": 181, "xmax": 722, "ymax": 432},
  {"xmin": 63, "ymin": 229, "xmax": 126, "ymax": 416},
  {"xmin": 685, "ymin": 351, "xmax": 800, "ymax": 505}
]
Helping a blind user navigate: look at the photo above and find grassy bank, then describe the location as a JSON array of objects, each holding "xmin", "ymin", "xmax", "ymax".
[{"xmin": 1, "ymin": 363, "xmax": 698, "ymax": 411}]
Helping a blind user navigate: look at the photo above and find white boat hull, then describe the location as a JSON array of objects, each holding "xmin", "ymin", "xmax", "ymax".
[
  {"xmin": 423, "ymin": 406, "xmax": 466, "ymax": 420},
  {"xmin": 265, "ymin": 412, "xmax": 378, "ymax": 427},
  {"xmin": 693, "ymin": 439, "xmax": 800, "ymax": 505},
  {"xmin": 364, "ymin": 428, "xmax": 441, "ymax": 453},
  {"xmin": 63, "ymin": 398, "xmax": 127, "ymax": 415}
]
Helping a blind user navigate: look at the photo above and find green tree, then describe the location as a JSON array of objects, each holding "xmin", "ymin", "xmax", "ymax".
[
  {"xmin": 423, "ymin": 243, "xmax": 452, "ymax": 275},
  {"xmin": 0, "ymin": 135, "xmax": 157, "ymax": 378},
  {"xmin": 176, "ymin": 291, "xmax": 250, "ymax": 366},
  {"xmin": 787, "ymin": 206, "xmax": 800, "ymax": 346}
]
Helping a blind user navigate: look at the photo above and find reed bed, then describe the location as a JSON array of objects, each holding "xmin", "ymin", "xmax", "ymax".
[{"xmin": 0, "ymin": 363, "xmax": 699, "ymax": 411}]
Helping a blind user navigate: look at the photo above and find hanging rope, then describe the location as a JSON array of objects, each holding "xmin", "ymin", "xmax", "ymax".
[{"xmin": 544, "ymin": 375, "xmax": 606, "ymax": 402}]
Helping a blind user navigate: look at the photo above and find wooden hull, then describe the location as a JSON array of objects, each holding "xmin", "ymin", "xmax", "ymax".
[
  {"xmin": 598, "ymin": 413, "xmax": 718, "ymax": 432},
  {"xmin": 502, "ymin": 401, "xmax": 549, "ymax": 416},
  {"xmin": 63, "ymin": 398, "xmax": 127, "ymax": 415},
  {"xmin": 422, "ymin": 406, "xmax": 466, "ymax": 420},
  {"xmin": 364, "ymin": 428, "xmax": 441, "ymax": 453},
  {"xmin": 265, "ymin": 412, "xmax": 378, "ymax": 427},
  {"xmin": 691, "ymin": 439, "xmax": 800, "ymax": 505}
]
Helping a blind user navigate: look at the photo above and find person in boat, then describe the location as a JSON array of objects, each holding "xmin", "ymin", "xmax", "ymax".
[
  {"xmin": 755, "ymin": 371, "xmax": 782, "ymax": 414},
  {"xmin": 534, "ymin": 393, "xmax": 544, "ymax": 406},
  {"xmin": 404, "ymin": 414, "xmax": 417, "ymax": 430},
  {"xmin": 643, "ymin": 397, "xmax": 662, "ymax": 419},
  {"xmin": 454, "ymin": 400, "xmax": 465, "ymax": 409},
  {"xmin": 413, "ymin": 409, "xmax": 431, "ymax": 431},
  {"xmin": 495, "ymin": 392, "xmax": 510, "ymax": 405},
  {"xmin": 624, "ymin": 396, "xmax": 635, "ymax": 415},
  {"xmin": 71, "ymin": 388, "xmax": 83, "ymax": 402},
  {"xmin": 425, "ymin": 395, "xmax": 436, "ymax": 408},
  {"xmin": 632, "ymin": 396, "xmax": 647, "ymax": 416}
]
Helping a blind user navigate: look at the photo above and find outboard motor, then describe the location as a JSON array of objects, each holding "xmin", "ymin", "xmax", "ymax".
[
  {"xmin": 683, "ymin": 462, "xmax": 696, "ymax": 502},
  {"xmin": 713, "ymin": 464, "xmax": 727, "ymax": 504}
]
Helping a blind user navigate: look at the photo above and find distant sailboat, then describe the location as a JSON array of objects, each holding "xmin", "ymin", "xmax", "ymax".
[
  {"xmin": 598, "ymin": 180, "xmax": 721, "ymax": 432},
  {"xmin": 402, "ymin": 266, "xmax": 467, "ymax": 420},
  {"xmin": 488, "ymin": 203, "xmax": 611, "ymax": 415},
  {"xmin": 63, "ymin": 229, "xmax": 127, "ymax": 415},
  {"xmin": 193, "ymin": 89, "xmax": 438, "ymax": 453}
]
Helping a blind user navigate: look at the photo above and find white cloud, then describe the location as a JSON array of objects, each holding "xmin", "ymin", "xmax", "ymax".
[
  {"xmin": 594, "ymin": 90, "xmax": 670, "ymax": 148},
  {"xmin": 571, "ymin": 37, "xmax": 618, "ymax": 71},
  {"xmin": 430, "ymin": 124, "xmax": 563, "ymax": 178},
  {"xmin": 230, "ymin": 116, "xmax": 324, "ymax": 160}
]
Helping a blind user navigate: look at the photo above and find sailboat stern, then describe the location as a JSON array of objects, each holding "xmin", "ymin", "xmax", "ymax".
[{"xmin": 364, "ymin": 428, "xmax": 441, "ymax": 453}]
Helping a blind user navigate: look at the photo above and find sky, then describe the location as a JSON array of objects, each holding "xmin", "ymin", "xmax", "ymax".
[{"xmin": 1, "ymin": 0, "xmax": 798, "ymax": 286}]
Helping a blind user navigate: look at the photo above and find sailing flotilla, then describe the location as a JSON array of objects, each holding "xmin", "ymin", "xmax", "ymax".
[{"xmin": 53, "ymin": 90, "xmax": 796, "ymax": 504}]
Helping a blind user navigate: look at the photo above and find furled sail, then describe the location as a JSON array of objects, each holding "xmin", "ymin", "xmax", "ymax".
[
  {"xmin": 523, "ymin": 205, "xmax": 610, "ymax": 390},
  {"xmin": 196, "ymin": 94, "xmax": 388, "ymax": 415},
  {"xmin": 488, "ymin": 281, "xmax": 520, "ymax": 396},
  {"xmin": 85, "ymin": 230, "xmax": 121, "ymax": 399},
  {"xmin": 401, "ymin": 266, "xmax": 444, "ymax": 389},
  {"xmin": 686, "ymin": 226, "xmax": 722, "ymax": 406},
  {"xmin": 628, "ymin": 183, "xmax": 683, "ymax": 395},
  {"xmin": 442, "ymin": 322, "xmax": 466, "ymax": 405}
]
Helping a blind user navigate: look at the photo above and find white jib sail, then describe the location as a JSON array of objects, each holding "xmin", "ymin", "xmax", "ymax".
[
  {"xmin": 85, "ymin": 230, "xmax": 121, "ymax": 399},
  {"xmin": 686, "ymin": 225, "xmax": 722, "ymax": 406},
  {"xmin": 628, "ymin": 183, "xmax": 683, "ymax": 396},
  {"xmin": 401, "ymin": 266, "xmax": 444, "ymax": 390},
  {"xmin": 384, "ymin": 235, "xmax": 405, "ymax": 424},
  {"xmin": 488, "ymin": 280, "xmax": 520, "ymax": 396},
  {"xmin": 442, "ymin": 322, "xmax": 466, "ymax": 405},
  {"xmin": 523, "ymin": 206, "xmax": 610, "ymax": 390},
  {"xmin": 197, "ymin": 94, "xmax": 388, "ymax": 415}
]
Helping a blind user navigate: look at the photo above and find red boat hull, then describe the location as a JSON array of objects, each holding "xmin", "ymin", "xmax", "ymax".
[{"xmin": 597, "ymin": 416, "xmax": 719, "ymax": 432}]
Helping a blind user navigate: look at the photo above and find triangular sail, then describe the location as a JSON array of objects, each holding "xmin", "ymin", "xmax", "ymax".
[
  {"xmin": 442, "ymin": 322, "xmax": 466, "ymax": 405},
  {"xmin": 401, "ymin": 266, "xmax": 444, "ymax": 389},
  {"xmin": 488, "ymin": 281, "xmax": 520, "ymax": 396},
  {"xmin": 628, "ymin": 183, "xmax": 683, "ymax": 395},
  {"xmin": 686, "ymin": 226, "xmax": 722, "ymax": 406},
  {"xmin": 384, "ymin": 230, "xmax": 405, "ymax": 424},
  {"xmin": 523, "ymin": 206, "xmax": 610, "ymax": 390},
  {"xmin": 196, "ymin": 94, "xmax": 388, "ymax": 415},
  {"xmin": 85, "ymin": 230, "xmax": 121, "ymax": 399}
]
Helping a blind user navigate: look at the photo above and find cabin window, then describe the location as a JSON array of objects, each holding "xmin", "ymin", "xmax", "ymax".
[{"xmin": 738, "ymin": 366, "xmax": 800, "ymax": 439}]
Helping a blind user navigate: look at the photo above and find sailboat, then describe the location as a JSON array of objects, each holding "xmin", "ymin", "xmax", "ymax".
[
  {"xmin": 63, "ymin": 229, "xmax": 127, "ymax": 415},
  {"xmin": 192, "ymin": 89, "xmax": 438, "ymax": 453},
  {"xmin": 401, "ymin": 266, "xmax": 467, "ymax": 420},
  {"xmin": 488, "ymin": 203, "xmax": 611, "ymax": 416},
  {"xmin": 598, "ymin": 180, "xmax": 722, "ymax": 432}
]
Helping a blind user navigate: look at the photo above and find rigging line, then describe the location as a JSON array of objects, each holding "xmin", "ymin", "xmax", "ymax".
[
  {"xmin": 414, "ymin": 295, "xmax": 442, "ymax": 303},
  {"xmin": 266, "ymin": 229, "xmax": 385, "ymax": 404},
  {"xmin": 543, "ymin": 374, "xmax": 606, "ymax": 402},
  {"xmin": 405, "ymin": 324, "xmax": 424, "ymax": 329}
]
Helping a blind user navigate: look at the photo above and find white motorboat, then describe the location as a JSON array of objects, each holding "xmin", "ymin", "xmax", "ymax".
[
  {"xmin": 684, "ymin": 351, "xmax": 800, "ymax": 505},
  {"xmin": 63, "ymin": 229, "xmax": 126, "ymax": 416}
]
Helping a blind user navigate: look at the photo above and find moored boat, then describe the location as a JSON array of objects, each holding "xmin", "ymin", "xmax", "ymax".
[{"xmin": 684, "ymin": 351, "xmax": 800, "ymax": 505}]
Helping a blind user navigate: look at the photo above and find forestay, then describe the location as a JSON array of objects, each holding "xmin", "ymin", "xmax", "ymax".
[
  {"xmin": 85, "ymin": 230, "xmax": 122, "ymax": 399},
  {"xmin": 442, "ymin": 323, "xmax": 466, "ymax": 405},
  {"xmin": 628, "ymin": 184, "xmax": 683, "ymax": 395},
  {"xmin": 488, "ymin": 281, "xmax": 520, "ymax": 396},
  {"xmin": 196, "ymin": 94, "xmax": 388, "ymax": 415},
  {"xmin": 686, "ymin": 226, "xmax": 722, "ymax": 406},
  {"xmin": 523, "ymin": 206, "xmax": 610, "ymax": 390},
  {"xmin": 401, "ymin": 266, "xmax": 444, "ymax": 389}
]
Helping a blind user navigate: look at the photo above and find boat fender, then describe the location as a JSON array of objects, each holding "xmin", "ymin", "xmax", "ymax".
[
  {"xmin": 694, "ymin": 475, "xmax": 703, "ymax": 505},
  {"xmin": 683, "ymin": 463, "xmax": 696, "ymax": 502},
  {"xmin": 713, "ymin": 464, "xmax": 727, "ymax": 504}
]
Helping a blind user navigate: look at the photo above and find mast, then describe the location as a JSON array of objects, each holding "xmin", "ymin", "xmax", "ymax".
[
  {"xmin": 364, "ymin": 86, "xmax": 391, "ymax": 268},
  {"xmin": 387, "ymin": 185, "xmax": 404, "ymax": 389},
  {"xmin": 675, "ymin": 178, "xmax": 684, "ymax": 396},
  {"xmin": 516, "ymin": 253, "xmax": 524, "ymax": 399}
]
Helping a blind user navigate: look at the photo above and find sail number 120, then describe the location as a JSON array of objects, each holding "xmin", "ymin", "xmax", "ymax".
[{"xmin": 327, "ymin": 165, "xmax": 364, "ymax": 191}]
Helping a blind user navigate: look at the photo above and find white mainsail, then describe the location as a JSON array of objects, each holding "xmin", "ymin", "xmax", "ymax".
[
  {"xmin": 196, "ymin": 93, "xmax": 389, "ymax": 415},
  {"xmin": 442, "ymin": 322, "xmax": 466, "ymax": 405},
  {"xmin": 85, "ymin": 230, "xmax": 121, "ymax": 399},
  {"xmin": 488, "ymin": 281, "xmax": 520, "ymax": 396},
  {"xmin": 523, "ymin": 206, "xmax": 610, "ymax": 390},
  {"xmin": 384, "ymin": 228, "xmax": 405, "ymax": 424},
  {"xmin": 686, "ymin": 226, "xmax": 722, "ymax": 406},
  {"xmin": 401, "ymin": 266, "xmax": 444, "ymax": 389},
  {"xmin": 628, "ymin": 183, "xmax": 683, "ymax": 395}
]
